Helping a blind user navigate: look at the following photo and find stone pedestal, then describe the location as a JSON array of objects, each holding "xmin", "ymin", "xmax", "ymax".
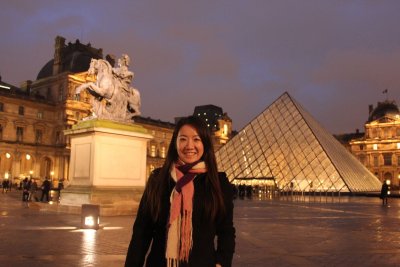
[{"xmin": 60, "ymin": 119, "xmax": 153, "ymax": 215}]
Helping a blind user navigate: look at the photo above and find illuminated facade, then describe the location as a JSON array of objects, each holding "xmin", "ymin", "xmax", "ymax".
[
  {"xmin": 216, "ymin": 92, "xmax": 381, "ymax": 193},
  {"xmin": 193, "ymin": 105, "xmax": 233, "ymax": 151},
  {"xmin": 1, "ymin": 35, "xmax": 233, "ymax": 186},
  {"xmin": 349, "ymin": 100, "xmax": 400, "ymax": 188},
  {"xmin": 134, "ymin": 117, "xmax": 175, "ymax": 176},
  {"xmin": 0, "ymin": 79, "xmax": 69, "ymax": 185}
]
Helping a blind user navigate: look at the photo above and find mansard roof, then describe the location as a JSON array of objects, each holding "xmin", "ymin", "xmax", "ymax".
[
  {"xmin": 368, "ymin": 100, "xmax": 400, "ymax": 123},
  {"xmin": 37, "ymin": 37, "xmax": 103, "ymax": 80}
]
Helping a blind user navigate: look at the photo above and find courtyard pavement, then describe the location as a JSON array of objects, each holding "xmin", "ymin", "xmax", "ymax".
[{"xmin": 1, "ymin": 190, "xmax": 400, "ymax": 266}]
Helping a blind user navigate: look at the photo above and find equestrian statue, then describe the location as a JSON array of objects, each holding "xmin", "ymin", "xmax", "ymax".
[{"xmin": 75, "ymin": 54, "xmax": 141, "ymax": 122}]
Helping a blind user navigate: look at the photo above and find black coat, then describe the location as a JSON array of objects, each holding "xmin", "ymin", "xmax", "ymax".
[{"xmin": 125, "ymin": 170, "xmax": 235, "ymax": 267}]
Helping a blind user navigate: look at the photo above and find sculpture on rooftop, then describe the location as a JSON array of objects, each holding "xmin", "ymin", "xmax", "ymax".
[{"xmin": 75, "ymin": 54, "xmax": 141, "ymax": 122}]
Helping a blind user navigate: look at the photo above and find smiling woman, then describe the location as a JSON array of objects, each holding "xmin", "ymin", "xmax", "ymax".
[
  {"xmin": 125, "ymin": 115, "xmax": 235, "ymax": 267},
  {"xmin": 176, "ymin": 124, "xmax": 204, "ymax": 164}
]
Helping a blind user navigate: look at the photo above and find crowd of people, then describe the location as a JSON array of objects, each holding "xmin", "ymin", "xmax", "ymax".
[{"xmin": 1, "ymin": 177, "xmax": 63, "ymax": 203}]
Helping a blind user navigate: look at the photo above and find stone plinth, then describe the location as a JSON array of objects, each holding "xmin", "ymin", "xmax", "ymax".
[{"xmin": 60, "ymin": 119, "xmax": 152, "ymax": 215}]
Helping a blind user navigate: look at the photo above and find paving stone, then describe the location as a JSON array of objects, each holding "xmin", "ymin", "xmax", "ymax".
[{"xmin": 1, "ymin": 191, "xmax": 400, "ymax": 266}]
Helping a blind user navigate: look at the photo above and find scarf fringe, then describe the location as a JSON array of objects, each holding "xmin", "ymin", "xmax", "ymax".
[
  {"xmin": 167, "ymin": 258, "xmax": 179, "ymax": 267},
  {"xmin": 166, "ymin": 161, "xmax": 206, "ymax": 265}
]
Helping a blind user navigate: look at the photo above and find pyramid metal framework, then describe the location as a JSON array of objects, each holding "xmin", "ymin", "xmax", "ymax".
[{"xmin": 216, "ymin": 92, "xmax": 381, "ymax": 193}]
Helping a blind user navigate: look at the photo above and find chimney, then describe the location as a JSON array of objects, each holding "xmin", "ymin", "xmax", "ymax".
[{"xmin": 53, "ymin": 36, "xmax": 66, "ymax": 75}]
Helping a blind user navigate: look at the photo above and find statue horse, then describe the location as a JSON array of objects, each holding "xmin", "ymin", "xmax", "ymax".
[{"xmin": 75, "ymin": 58, "xmax": 141, "ymax": 122}]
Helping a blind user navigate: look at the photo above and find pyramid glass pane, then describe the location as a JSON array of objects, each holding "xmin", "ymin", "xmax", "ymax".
[{"xmin": 216, "ymin": 92, "xmax": 381, "ymax": 193}]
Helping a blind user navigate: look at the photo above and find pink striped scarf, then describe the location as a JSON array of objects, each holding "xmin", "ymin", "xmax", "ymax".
[{"xmin": 166, "ymin": 161, "xmax": 207, "ymax": 267}]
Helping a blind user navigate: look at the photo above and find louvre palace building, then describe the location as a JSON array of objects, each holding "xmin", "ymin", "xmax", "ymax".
[
  {"xmin": 0, "ymin": 36, "xmax": 232, "ymax": 187},
  {"xmin": 1, "ymin": 35, "xmax": 385, "ymax": 194},
  {"xmin": 349, "ymin": 100, "xmax": 400, "ymax": 189}
]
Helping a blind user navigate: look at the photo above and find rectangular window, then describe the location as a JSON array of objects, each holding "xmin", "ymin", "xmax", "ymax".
[
  {"xmin": 373, "ymin": 144, "xmax": 378, "ymax": 150},
  {"xmin": 374, "ymin": 156, "xmax": 379, "ymax": 167},
  {"xmin": 397, "ymin": 143, "xmax": 400, "ymax": 149},
  {"xmin": 161, "ymin": 147, "xmax": 166, "ymax": 158},
  {"xmin": 18, "ymin": 106, "xmax": 24, "ymax": 115},
  {"xmin": 35, "ymin": 129, "xmax": 42, "ymax": 144},
  {"xmin": 16, "ymin": 127, "xmax": 23, "ymax": 142},
  {"xmin": 359, "ymin": 155, "xmax": 366, "ymax": 165},
  {"xmin": 37, "ymin": 111, "xmax": 43, "ymax": 119},
  {"xmin": 383, "ymin": 153, "xmax": 392, "ymax": 166},
  {"xmin": 150, "ymin": 145, "xmax": 156, "ymax": 157},
  {"xmin": 0, "ymin": 102, "xmax": 3, "ymax": 112},
  {"xmin": 55, "ymin": 131, "xmax": 61, "ymax": 144}
]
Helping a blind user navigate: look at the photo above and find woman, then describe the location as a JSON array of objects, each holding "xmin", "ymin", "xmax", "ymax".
[{"xmin": 125, "ymin": 116, "xmax": 235, "ymax": 267}]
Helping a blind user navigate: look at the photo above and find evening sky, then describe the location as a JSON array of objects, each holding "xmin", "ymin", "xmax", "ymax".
[{"xmin": 1, "ymin": 0, "xmax": 400, "ymax": 133}]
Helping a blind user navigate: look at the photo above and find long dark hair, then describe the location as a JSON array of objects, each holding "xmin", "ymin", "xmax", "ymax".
[{"xmin": 146, "ymin": 115, "xmax": 225, "ymax": 222}]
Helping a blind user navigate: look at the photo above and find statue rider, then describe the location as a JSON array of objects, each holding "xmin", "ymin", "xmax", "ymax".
[{"xmin": 112, "ymin": 54, "xmax": 134, "ymax": 93}]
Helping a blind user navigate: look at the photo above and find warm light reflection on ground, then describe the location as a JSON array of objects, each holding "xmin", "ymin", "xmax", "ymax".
[{"xmin": 81, "ymin": 229, "xmax": 97, "ymax": 266}]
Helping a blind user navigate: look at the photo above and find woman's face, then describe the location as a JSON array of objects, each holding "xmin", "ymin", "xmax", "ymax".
[{"xmin": 176, "ymin": 124, "xmax": 204, "ymax": 164}]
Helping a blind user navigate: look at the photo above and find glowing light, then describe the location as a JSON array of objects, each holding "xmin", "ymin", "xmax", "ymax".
[
  {"xmin": 85, "ymin": 216, "xmax": 95, "ymax": 227},
  {"xmin": 5, "ymin": 153, "xmax": 10, "ymax": 159},
  {"xmin": 26, "ymin": 154, "xmax": 31, "ymax": 160}
]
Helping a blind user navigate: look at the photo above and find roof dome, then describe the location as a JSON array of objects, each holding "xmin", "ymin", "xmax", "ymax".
[
  {"xmin": 368, "ymin": 100, "xmax": 400, "ymax": 122},
  {"xmin": 36, "ymin": 37, "xmax": 103, "ymax": 80}
]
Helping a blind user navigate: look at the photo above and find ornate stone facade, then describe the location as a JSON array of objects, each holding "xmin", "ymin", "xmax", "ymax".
[
  {"xmin": 349, "ymin": 100, "xmax": 400, "ymax": 188},
  {"xmin": 0, "ymin": 36, "xmax": 233, "ymax": 187}
]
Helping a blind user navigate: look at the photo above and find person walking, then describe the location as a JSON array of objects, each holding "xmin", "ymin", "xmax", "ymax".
[
  {"xmin": 28, "ymin": 178, "xmax": 38, "ymax": 202},
  {"xmin": 380, "ymin": 180, "xmax": 389, "ymax": 206},
  {"xmin": 2, "ymin": 179, "xmax": 9, "ymax": 193},
  {"xmin": 125, "ymin": 116, "xmax": 235, "ymax": 267},
  {"xmin": 40, "ymin": 177, "xmax": 51, "ymax": 202},
  {"xmin": 21, "ymin": 177, "xmax": 30, "ymax": 202}
]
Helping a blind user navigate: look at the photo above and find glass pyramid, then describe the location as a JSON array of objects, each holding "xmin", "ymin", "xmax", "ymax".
[{"xmin": 216, "ymin": 92, "xmax": 381, "ymax": 193}]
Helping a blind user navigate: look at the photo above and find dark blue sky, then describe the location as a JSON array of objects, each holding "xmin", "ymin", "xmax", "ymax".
[{"xmin": 1, "ymin": 0, "xmax": 400, "ymax": 133}]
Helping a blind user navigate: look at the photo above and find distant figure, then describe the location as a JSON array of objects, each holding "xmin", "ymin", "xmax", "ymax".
[
  {"xmin": 2, "ymin": 179, "xmax": 9, "ymax": 193},
  {"xmin": 22, "ymin": 177, "xmax": 30, "ymax": 202},
  {"xmin": 28, "ymin": 178, "xmax": 38, "ymax": 202},
  {"xmin": 380, "ymin": 181, "xmax": 389, "ymax": 206},
  {"xmin": 40, "ymin": 178, "xmax": 51, "ymax": 202}
]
